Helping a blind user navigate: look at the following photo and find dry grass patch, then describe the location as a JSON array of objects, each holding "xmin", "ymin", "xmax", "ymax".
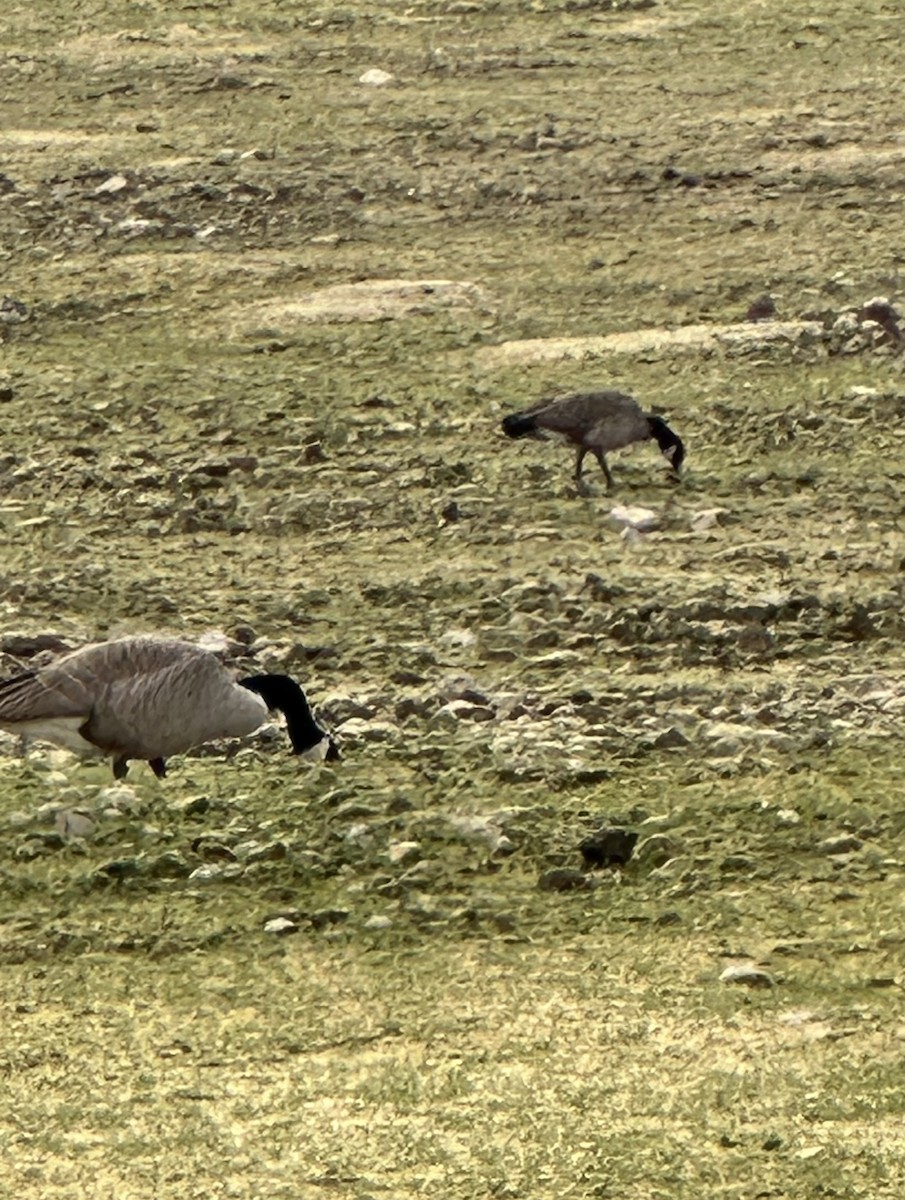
[
  {"xmin": 236, "ymin": 279, "xmax": 493, "ymax": 331},
  {"xmin": 477, "ymin": 320, "xmax": 825, "ymax": 367}
]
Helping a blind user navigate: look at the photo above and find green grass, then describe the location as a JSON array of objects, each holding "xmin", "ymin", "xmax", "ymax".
[{"xmin": 2, "ymin": 0, "xmax": 905, "ymax": 1195}]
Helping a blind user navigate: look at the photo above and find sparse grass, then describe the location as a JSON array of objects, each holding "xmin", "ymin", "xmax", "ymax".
[{"xmin": 2, "ymin": 0, "xmax": 905, "ymax": 1195}]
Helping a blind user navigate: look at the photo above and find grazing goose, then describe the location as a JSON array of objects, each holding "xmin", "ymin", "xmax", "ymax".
[
  {"xmin": 501, "ymin": 389, "xmax": 685, "ymax": 493},
  {"xmin": 0, "ymin": 635, "xmax": 339, "ymax": 779}
]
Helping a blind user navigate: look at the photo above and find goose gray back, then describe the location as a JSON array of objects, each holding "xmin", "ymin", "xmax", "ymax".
[
  {"xmin": 0, "ymin": 636, "xmax": 337, "ymax": 779},
  {"xmin": 501, "ymin": 389, "xmax": 685, "ymax": 493}
]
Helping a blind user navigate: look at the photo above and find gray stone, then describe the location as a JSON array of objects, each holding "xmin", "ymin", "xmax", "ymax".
[{"xmin": 819, "ymin": 834, "xmax": 863, "ymax": 855}]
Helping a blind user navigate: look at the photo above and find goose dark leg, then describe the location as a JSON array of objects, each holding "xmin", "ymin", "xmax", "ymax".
[
  {"xmin": 574, "ymin": 447, "xmax": 591, "ymax": 496},
  {"xmin": 112, "ymin": 755, "xmax": 129, "ymax": 780},
  {"xmin": 149, "ymin": 757, "xmax": 167, "ymax": 779},
  {"xmin": 593, "ymin": 448, "xmax": 615, "ymax": 491}
]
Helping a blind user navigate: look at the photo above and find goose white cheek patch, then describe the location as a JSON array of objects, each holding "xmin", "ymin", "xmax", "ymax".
[{"xmin": 300, "ymin": 736, "xmax": 332, "ymax": 763}]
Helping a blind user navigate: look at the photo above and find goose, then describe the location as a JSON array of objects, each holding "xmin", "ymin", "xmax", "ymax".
[
  {"xmin": 0, "ymin": 635, "xmax": 339, "ymax": 779},
  {"xmin": 501, "ymin": 389, "xmax": 685, "ymax": 494}
]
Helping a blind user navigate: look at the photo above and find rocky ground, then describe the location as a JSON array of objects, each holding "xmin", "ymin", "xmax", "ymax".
[{"xmin": 1, "ymin": 1, "xmax": 905, "ymax": 1197}]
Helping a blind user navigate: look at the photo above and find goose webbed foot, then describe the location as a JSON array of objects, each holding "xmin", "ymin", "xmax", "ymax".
[{"xmin": 148, "ymin": 757, "xmax": 167, "ymax": 779}]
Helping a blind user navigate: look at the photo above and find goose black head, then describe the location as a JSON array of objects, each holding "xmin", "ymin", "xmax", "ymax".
[
  {"xmin": 239, "ymin": 673, "xmax": 339, "ymax": 762},
  {"xmin": 647, "ymin": 416, "xmax": 685, "ymax": 474}
]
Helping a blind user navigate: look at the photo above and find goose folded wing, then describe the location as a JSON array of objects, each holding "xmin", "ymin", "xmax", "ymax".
[{"xmin": 0, "ymin": 670, "xmax": 91, "ymax": 722}]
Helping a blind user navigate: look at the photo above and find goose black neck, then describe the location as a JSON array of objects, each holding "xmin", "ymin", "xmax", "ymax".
[
  {"xmin": 239, "ymin": 673, "xmax": 328, "ymax": 754},
  {"xmin": 647, "ymin": 416, "xmax": 685, "ymax": 470}
]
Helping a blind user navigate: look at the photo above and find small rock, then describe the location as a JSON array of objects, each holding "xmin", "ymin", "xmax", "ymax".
[
  {"xmin": 635, "ymin": 833, "xmax": 678, "ymax": 867},
  {"xmin": 775, "ymin": 808, "xmax": 801, "ymax": 827},
  {"xmin": 359, "ymin": 68, "xmax": 394, "ymax": 86},
  {"xmin": 745, "ymin": 294, "xmax": 777, "ymax": 322},
  {"xmin": 690, "ymin": 508, "xmax": 730, "ymax": 532},
  {"xmin": 94, "ymin": 173, "xmax": 131, "ymax": 195},
  {"xmin": 438, "ymin": 674, "xmax": 491, "ymax": 704},
  {"xmin": 609, "ymin": 505, "xmax": 660, "ymax": 533},
  {"xmin": 719, "ymin": 964, "xmax": 776, "ymax": 988},
  {"xmin": 579, "ymin": 827, "xmax": 639, "ymax": 869},
  {"xmin": 97, "ymin": 858, "xmax": 141, "ymax": 882},
  {"xmin": 387, "ymin": 840, "xmax": 422, "ymax": 866},
  {"xmin": 55, "ymin": 808, "xmax": 96, "ymax": 841},
  {"xmin": 655, "ymin": 910, "xmax": 682, "ymax": 927},
  {"xmin": 446, "ymin": 814, "xmax": 507, "ymax": 853},
  {"xmin": 335, "ymin": 718, "xmax": 396, "ymax": 743},
  {"xmin": 344, "ymin": 822, "xmax": 374, "ymax": 844},
  {"xmin": 818, "ymin": 834, "xmax": 863, "ymax": 855},
  {"xmin": 538, "ymin": 867, "xmax": 595, "ymax": 892},
  {"xmin": 264, "ymin": 916, "xmax": 298, "ymax": 935},
  {"xmin": 145, "ymin": 851, "xmax": 192, "ymax": 879},
  {"xmin": 363, "ymin": 914, "xmax": 394, "ymax": 930},
  {"xmin": 0, "ymin": 296, "xmax": 29, "ymax": 324},
  {"xmin": 431, "ymin": 700, "xmax": 495, "ymax": 727},
  {"xmin": 310, "ymin": 909, "xmax": 350, "ymax": 930},
  {"xmin": 859, "ymin": 296, "xmax": 902, "ymax": 343},
  {"xmin": 652, "ymin": 726, "xmax": 691, "ymax": 750},
  {"xmin": 96, "ymin": 784, "xmax": 140, "ymax": 814}
]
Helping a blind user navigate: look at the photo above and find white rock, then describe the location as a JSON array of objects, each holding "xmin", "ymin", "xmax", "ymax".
[
  {"xmin": 117, "ymin": 218, "xmax": 157, "ymax": 236},
  {"xmin": 96, "ymin": 784, "xmax": 140, "ymax": 813},
  {"xmin": 188, "ymin": 862, "xmax": 243, "ymax": 882},
  {"xmin": 387, "ymin": 840, "xmax": 422, "ymax": 866},
  {"xmin": 720, "ymin": 963, "xmax": 775, "ymax": 988},
  {"xmin": 41, "ymin": 771, "xmax": 71, "ymax": 788},
  {"xmin": 775, "ymin": 808, "xmax": 801, "ymax": 827},
  {"xmin": 335, "ymin": 718, "xmax": 397, "ymax": 743},
  {"xmin": 690, "ymin": 508, "xmax": 730, "ymax": 532},
  {"xmin": 359, "ymin": 68, "xmax": 394, "ymax": 86},
  {"xmin": 195, "ymin": 630, "xmax": 232, "ymax": 654},
  {"xmin": 609, "ymin": 505, "xmax": 660, "ymax": 533},
  {"xmin": 263, "ymin": 916, "xmax": 298, "ymax": 935},
  {"xmin": 364, "ymin": 914, "xmax": 393, "ymax": 930},
  {"xmin": 95, "ymin": 173, "xmax": 129, "ymax": 194},
  {"xmin": 345, "ymin": 822, "xmax": 373, "ymax": 843}
]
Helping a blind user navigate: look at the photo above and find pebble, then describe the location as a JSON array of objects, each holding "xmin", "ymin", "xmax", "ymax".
[
  {"xmin": 359, "ymin": 68, "xmax": 394, "ymax": 86},
  {"xmin": 386, "ymin": 840, "xmax": 422, "ymax": 866},
  {"xmin": 264, "ymin": 916, "xmax": 298, "ymax": 935},
  {"xmin": 363, "ymin": 914, "xmax": 394, "ymax": 930},
  {"xmin": 579, "ymin": 827, "xmax": 639, "ymax": 869},
  {"xmin": 94, "ymin": 174, "xmax": 130, "ymax": 195},
  {"xmin": 609, "ymin": 505, "xmax": 660, "ymax": 533},
  {"xmin": 538, "ymin": 867, "xmax": 595, "ymax": 892},
  {"xmin": 719, "ymin": 964, "xmax": 776, "ymax": 988},
  {"xmin": 818, "ymin": 834, "xmax": 863, "ymax": 855},
  {"xmin": 55, "ymin": 808, "xmax": 96, "ymax": 841}
]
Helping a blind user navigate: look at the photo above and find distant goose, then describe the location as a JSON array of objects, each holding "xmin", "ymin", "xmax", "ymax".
[
  {"xmin": 502, "ymin": 389, "xmax": 685, "ymax": 493},
  {"xmin": 0, "ymin": 635, "xmax": 339, "ymax": 779}
]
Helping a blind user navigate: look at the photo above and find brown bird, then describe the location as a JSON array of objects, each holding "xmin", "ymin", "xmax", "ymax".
[
  {"xmin": 501, "ymin": 389, "xmax": 685, "ymax": 494},
  {"xmin": 0, "ymin": 636, "xmax": 339, "ymax": 779}
]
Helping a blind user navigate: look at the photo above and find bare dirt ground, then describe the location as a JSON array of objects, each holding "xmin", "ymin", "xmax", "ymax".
[{"xmin": 2, "ymin": 1, "xmax": 905, "ymax": 1196}]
